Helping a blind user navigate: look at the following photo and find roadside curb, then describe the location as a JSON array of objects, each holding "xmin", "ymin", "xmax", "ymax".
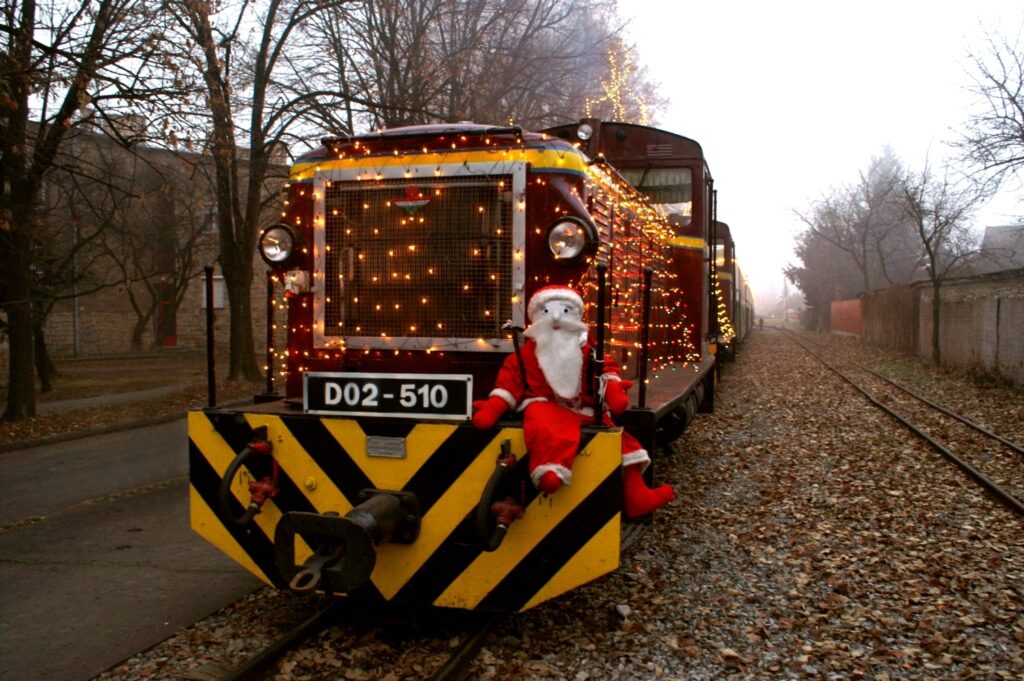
[
  {"xmin": 0, "ymin": 398, "xmax": 256, "ymax": 454},
  {"xmin": 0, "ymin": 412, "xmax": 186, "ymax": 454}
]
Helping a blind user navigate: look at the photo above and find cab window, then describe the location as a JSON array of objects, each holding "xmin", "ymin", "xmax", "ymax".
[{"xmin": 619, "ymin": 168, "xmax": 692, "ymax": 225}]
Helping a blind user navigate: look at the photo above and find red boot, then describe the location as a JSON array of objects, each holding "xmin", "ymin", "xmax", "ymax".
[{"xmin": 622, "ymin": 465, "xmax": 674, "ymax": 517}]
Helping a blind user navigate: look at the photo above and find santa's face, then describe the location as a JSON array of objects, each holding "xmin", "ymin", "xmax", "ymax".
[
  {"xmin": 536, "ymin": 300, "xmax": 582, "ymax": 329},
  {"xmin": 524, "ymin": 297, "xmax": 588, "ymax": 399},
  {"xmin": 525, "ymin": 298, "xmax": 587, "ymax": 343}
]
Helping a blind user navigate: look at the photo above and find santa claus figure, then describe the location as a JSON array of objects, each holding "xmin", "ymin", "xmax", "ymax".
[{"xmin": 472, "ymin": 285, "xmax": 675, "ymax": 518}]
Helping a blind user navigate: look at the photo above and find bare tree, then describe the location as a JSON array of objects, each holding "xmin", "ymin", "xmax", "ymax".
[
  {"xmin": 959, "ymin": 23, "xmax": 1024, "ymax": 192},
  {"xmin": 794, "ymin": 149, "xmax": 914, "ymax": 297},
  {"xmin": 898, "ymin": 162, "xmax": 987, "ymax": 364},
  {"xmin": 785, "ymin": 229, "xmax": 864, "ymax": 331},
  {"xmin": 303, "ymin": 0, "xmax": 655, "ymax": 133},
  {"xmin": 164, "ymin": 0, "xmax": 346, "ymax": 382},
  {"xmin": 584, "ymin": 37, "xmax": 666, "ymax": 125},
  {"xmin": 0, "ymin": 0, "xmax": 181, "ymax": 420},
  {"xmin": 65, "ymin": 142, "xmax": 217, "ymax": 351}
]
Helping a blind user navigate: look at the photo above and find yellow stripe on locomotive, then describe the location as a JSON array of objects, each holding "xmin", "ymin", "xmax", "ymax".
[{"xmin": 188, "ymin": 408, "xmax": 623, "ymax": 613}]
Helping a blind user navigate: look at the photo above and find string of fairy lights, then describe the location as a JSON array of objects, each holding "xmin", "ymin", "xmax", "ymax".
[
  {"xmin": 265, "ymin": 132, "xmax": 707, "ymax": 386},
  {"xmin": 573, "ymin": 159, "xmax": 702, "ymax": 379},
  {"xmin": 714, "ymin": 275, "xmax": 736, "ymax": 343}
]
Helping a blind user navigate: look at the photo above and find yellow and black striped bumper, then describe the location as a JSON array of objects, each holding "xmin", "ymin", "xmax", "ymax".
[{"xmin": 188, "ymin": 408, "xmax": 623, "ymax": 612}]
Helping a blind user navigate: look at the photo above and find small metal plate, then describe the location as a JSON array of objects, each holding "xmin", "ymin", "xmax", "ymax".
[{"xmin": 366, "ymin": 436, "xmax": 406, "ymax": 459}]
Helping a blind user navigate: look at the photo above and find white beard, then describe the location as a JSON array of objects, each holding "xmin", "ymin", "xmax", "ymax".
[{"xmin": 525, "ymin": 317, "xmax": 587, "ymax": 400}]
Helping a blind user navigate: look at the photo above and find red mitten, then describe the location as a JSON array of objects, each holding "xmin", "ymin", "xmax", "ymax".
[
  {"xmin": 472, "ymin": 396, "xmax": 509, "ymax": 429},
  {"xmin": 604, "ymin": 379, "xmax": 633, "ymax": 414}
]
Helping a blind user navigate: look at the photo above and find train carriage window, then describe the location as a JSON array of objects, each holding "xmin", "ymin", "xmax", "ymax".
[{"xmin": 619, "ymin": 168, "xmax": 692, "ymax": 225}]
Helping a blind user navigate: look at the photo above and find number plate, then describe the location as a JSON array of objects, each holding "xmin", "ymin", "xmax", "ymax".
[{"xmin": 304, "ymin": 372, "xmax": 473, "ymax": 420}]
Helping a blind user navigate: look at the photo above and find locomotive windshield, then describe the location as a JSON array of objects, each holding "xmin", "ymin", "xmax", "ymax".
[{"xmin": 619, "ymin": 167, "xmax": 692, "ymax": 225}]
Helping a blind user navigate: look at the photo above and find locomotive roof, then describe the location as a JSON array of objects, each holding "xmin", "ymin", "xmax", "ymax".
[
  {"xmin": 542, "ymin": 120, "xmax": 709, "ymax": 181},
  {"xmin": 295, "ymin": 122, "xmax": 573, "ymax": 166}
]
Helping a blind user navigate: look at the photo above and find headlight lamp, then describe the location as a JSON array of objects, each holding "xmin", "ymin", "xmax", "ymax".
[
  {"xmin": 547, "ymin": 218, "xmax": 595, "ymax": 260},
  {"xmin": 259, "ymin": 224, "xmax": 297, "ymax": 265}
]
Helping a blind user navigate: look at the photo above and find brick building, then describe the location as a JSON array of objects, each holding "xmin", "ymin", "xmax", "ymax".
[{"xmin": 0, "ymin": 124, "xmax": 286, "ymax": 384}]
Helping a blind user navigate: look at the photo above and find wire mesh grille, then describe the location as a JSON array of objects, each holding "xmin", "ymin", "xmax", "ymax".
[{"xmin": 324, "ymin": 176, "xmax": 513, "ymax": 342}]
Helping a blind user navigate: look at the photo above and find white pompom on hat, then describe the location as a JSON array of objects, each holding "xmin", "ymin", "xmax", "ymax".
[{"xmin": 527, "ymin": 285, "xmax": 584, "ymax": 322}]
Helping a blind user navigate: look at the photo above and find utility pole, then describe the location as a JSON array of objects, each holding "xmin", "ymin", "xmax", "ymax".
[{"xmin": 782, "ymin": 276, "xmax": 788, "ymax": 325}]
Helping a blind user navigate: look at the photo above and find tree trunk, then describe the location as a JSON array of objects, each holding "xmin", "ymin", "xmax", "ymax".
[
  {"xmin": 33, "ymin": 321, "xmax": 57, "ymax": 393},
  {"xmin": 222, "ymin": 255, "xmax": 262, "ymax": 382},
  {"xmin": 2, "ymin": 211, "xmax": 38, "ymax": 420},
  {"xmin": 2, "ymin": 300, "xmax": 36, "ymax": 418},
  {"xmin": 131, "ymin": 313, "xmax": 151, "ymax": 351}
]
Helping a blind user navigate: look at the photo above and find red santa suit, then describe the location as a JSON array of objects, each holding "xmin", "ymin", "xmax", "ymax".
[
  {"xmin": 485, "ymin": 336, "xmax": 649, "ymax": 488},
  {"xmin": 472, "ymin": 285, "xmax": 673, "ymax": 517}
]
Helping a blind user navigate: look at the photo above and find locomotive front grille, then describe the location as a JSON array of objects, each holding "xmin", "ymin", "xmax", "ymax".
[{"xmin": 320, "ymin": 176, "xmax": 514, "ymax": 348}]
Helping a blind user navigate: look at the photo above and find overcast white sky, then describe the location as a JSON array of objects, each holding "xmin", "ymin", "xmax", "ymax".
[{"xmin": 624, "ymin": 0, "xmax": 1023, "ymax": 302}]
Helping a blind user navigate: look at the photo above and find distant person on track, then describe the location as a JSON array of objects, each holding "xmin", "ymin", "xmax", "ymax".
[{"xmin": 759, "ymin": 317, "xmax": 764, "ymax": 331}]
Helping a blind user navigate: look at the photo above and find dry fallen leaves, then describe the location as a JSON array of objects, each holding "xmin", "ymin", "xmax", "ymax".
[{"xmin": 89, "ymin": 332, "xmax": 1023, "ymax": 680}]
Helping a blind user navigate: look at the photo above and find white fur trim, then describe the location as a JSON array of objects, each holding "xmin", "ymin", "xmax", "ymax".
[
  {"xmin": 517, "ymin": 396, "xmax": 548, "ymax": 412},
  {"xmin": 527, "ymin": 287, "xmax": 584, "ymax": 322},
  {"xmin": 621, "ymin": 448, "xmax": 650, "ymax": 472},
  {"xmin": 531, "ymin": 463, "xmax": 573, "ymax": 487},
  {"xmin": 489, "ymin": 387, "xmax": 516, "ymax": 409}
]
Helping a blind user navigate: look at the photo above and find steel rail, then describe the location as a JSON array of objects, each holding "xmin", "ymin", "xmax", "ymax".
[
  {"xmin": 427, "ymin": 613, "xmax": 505, "ymax": 681},
  {"xmin": 214, "ymin": 600, "xmax": 341, "ymax": 681},
  {"xmin": 426, "ymin": 519, "xmax": 646, "ymax": 680},
  {"xmin": 859, "ymin": 367, "xmax": 1024, "ymax": 456},
  {"xmin": 792, "ymin": 331, "xmax": 1024, "ymax": 456},
  {"xmin": 782, "ymin": 330, "xmax": 1024, "ymax": 517}
]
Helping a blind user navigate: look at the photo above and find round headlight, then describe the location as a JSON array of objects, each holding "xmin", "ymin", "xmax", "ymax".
[
  {"xmin": 547, "ymin": 219, "xmax": 594, "ymax": 260},
  {"xmin": 259, "ymin": 224, "xmax": 296, "ymax": 264},
  {"xmin": 577, "ymin": 123, "xmax": 594, "ymax": 141}
]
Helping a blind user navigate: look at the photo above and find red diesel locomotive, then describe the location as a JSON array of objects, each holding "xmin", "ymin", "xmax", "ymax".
[{"xmin": 188, "ymin": 118, "xmax": 731, "ymax": 612}]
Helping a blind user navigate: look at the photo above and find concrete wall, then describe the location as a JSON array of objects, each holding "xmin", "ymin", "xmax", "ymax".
[{"xmin": 917, "ymin": 269, "xmax": 1024, "ymax": 386}]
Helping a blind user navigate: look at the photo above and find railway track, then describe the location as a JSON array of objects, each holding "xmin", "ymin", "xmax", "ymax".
[
  {"xmin": 781, "ymin": 328, "xmax": 1024, "ymax": 517},
  {"xmin": 193, "ymin": 525, "xmax": 650, "ymax": 680},
  {"xmin": 188, "ymin": 599, "xmax": 503, "ymax": 681}
]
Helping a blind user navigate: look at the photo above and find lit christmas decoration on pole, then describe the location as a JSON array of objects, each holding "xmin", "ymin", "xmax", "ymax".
[{"xmin": 585, "ymin": 41, "xmax": 652, "ymax": 126}]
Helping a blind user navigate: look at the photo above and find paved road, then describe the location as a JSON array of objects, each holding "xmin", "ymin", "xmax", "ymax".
[{"xmin": 0, "ymin": 419, "xmax": 262, "ymax": 681}]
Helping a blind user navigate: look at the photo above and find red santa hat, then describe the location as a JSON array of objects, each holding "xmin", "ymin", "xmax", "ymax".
[{"xmin": 527, "ymin": 285, "xmax": 585, "ymax": 322}]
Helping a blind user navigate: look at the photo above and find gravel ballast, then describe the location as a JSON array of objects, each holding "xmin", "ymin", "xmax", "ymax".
[{"xmin": 96, "ymin": 329, "xmax": 1024, "ymax": 680}]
